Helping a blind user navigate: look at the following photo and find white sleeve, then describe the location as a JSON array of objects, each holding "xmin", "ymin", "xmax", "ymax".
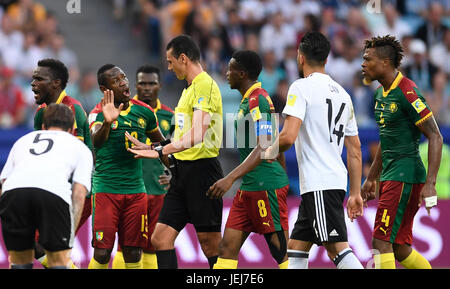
[
  {"xmin": 71, "ymin": 144, "xmax": 93, "ymax": 194},
  {"xmin": 0, "ymin": 141, "xmax": 18, "ymax": 183},
  {"xmin": 345, "ymin": 101, "xmax": 359, "ymax": 136},
  {"xmin": 282, "ymin": 81, "xmax": 307, "ymax": 121}
]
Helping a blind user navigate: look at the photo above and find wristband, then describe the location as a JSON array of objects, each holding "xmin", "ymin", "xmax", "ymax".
[
  {"xmin": 424, "ymin": 196, "xmax": 437, "ymax": 207},
  {"xmin": 155, "ymin": 145, "xmax": 164, "ymax": 158}
]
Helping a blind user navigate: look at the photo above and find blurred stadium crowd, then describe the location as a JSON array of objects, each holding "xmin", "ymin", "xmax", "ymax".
[{"xmin": 0, "ymin": 0, "xmax": 449, "ymax": 196}]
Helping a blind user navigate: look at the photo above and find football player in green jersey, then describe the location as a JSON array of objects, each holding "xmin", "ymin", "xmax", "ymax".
[
  {"xmin": 207, "ymin": 50, "xmax": 290, "ymax": 269},
  {"xmin": 361, "ymin": 35, "xmax": 443, "ymax": 269},
  {"xmin": 112, "ymin": 65, "xmax": 174, "ymax": 269},
  {"xmin": 32, "ymin": 58, "xmax": 93, "ymax": 269},
  {"xmin": 88, "ymin": 64, "xmax": 167, "ymax": 269}
]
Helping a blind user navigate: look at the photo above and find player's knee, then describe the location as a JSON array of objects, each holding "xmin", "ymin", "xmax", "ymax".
[
  {"xmin": 372, "ymin": 238, "xmax": 392, "ymax": 254},
  {"xmin": 93, "ymin": 248, "xmax": 112, "ymax": 264},
  {"xmin": 150, "ymin": 233, "xmax": 165, "ymax": 250},
  {"xmin": 197, "ymin": 232, "xmax": 220, "ymax": 257},
  {"xmin": 217, "ymin": 237, "xmax": 238, "ymax": 259},
  {"xmin": 265, "ymin": 231, "xmax": 287, "ymax": 264},
  {"xmin": 122, "ymin": 246, "xmax": 142, "ymax": 263}
]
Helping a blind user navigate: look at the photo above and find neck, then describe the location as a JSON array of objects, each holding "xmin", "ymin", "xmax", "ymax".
[
  {"xmin": 118, "ymin": 101, "xmax": 129, "ymax": 110},
  {"xmin": 148, "ymin": 97, "xmax": 158, "ymax": 109},
  {"xmin": 303, "ymin": 65, "xmax": 326, "ymax": 78},
  {"xmin": 46, "ymin": 127, "xmax": 67, "ymax": 132},
  {"xmin": 239, "ymin": 80, "xmax": 258, "ymax": 97},
  {"xmin": 186, "ymin": 62, "xmax": 204, "ymax": 85},
  {"xmin": 47, "ymin": 88, "xmax": 63, "ymax": 105},
  {"xmin": 379, "ymin": 70, "xmax": 398, "ymax": 91}
]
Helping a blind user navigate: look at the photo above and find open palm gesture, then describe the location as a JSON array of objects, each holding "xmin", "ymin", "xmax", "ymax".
[{"xmin": 101, "ymin": 89, "xmax": 123, "ymax": 124}]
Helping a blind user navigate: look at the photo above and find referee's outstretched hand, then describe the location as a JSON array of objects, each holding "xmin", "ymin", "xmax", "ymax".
[
  {"xmin": 125, "ymin": 131, "xmax": 151, "ymax": 150},
  {"xmin": 207, "ymin": 176, "xmax": 233, "ymax": 199}
]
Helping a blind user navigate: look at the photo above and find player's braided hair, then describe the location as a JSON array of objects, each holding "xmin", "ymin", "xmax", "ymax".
[{"xmin": 364, "ymin": 35, "xmax": 404, "ymax": 68}]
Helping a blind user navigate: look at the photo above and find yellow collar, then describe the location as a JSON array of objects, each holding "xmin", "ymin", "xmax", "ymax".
[
  {"xmin": 382, "ymin": 71, "xmax": 403, "ymax": 97},
  {"xmin": 55, "ymin": 90, "xmax": 67, "ymax": 104},
  {"xmin": 120, "ymin": 101, "xmax": 132, "ymax": 116},
  {"xmin": 240, "ymin": 82, "xmax": 262, "ymax": 104}
]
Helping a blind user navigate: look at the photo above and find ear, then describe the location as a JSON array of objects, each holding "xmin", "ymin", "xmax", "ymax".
[
  {"xmin": 179, "ymin": 53, "xmax": 187, "ymax": 64},
  {"xmin": 53, "ymin": 79, "xmax": 62, "ymax": 90},
  {"xmin": 41, "ymin": 124, "xmax": 45, "ymax": 130},
  {"xmin": 99, "ymin": 85, "xmax": 107, "ymax": 93}
]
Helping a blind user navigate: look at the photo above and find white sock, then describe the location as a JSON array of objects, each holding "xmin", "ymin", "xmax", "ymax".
[
  {"xmin": 333, "ymin": 248, "xmax": 364, "ymax": 269},
  {"xmin": 287, "ymin": 249, "xmax": 309, "ymax": 269}
]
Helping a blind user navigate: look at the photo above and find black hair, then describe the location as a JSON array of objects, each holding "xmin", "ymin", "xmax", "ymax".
[
  {"xmin": 231, "ymin": 50, "xmax": 262, "ymax": 81},
  {"xmin": 136, "ymin": 65, "xmax": 160, "ymax": 80},
  {"xmin": 298, "ymin": 31, "xmax": 330, "ymax": 66},
  {"xmin": 37, "ymin": 58, "xmax": 69, "ymax": 89},
  {"xmin": 43, "ymin": 103, "xmax": 74, "ymax": 131},
  {"xmin": 166, "ymin": 34, "xmax": 201, "ymax": 62},
  {"xmin": 97, "ymin": 64, "xmax": 116, "ymax": 86},
  {"xmin": 364, "ymin": 35, "xmax": 404, "ymax": 68}
]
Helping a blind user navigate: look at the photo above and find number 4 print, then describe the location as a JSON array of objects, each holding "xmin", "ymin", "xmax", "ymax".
[{"xmin": 326, "ymin": 99, "xmax": 345, "ymax": 145}]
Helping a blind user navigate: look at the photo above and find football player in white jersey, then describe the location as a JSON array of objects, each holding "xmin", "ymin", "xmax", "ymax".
[
  {"xmin": 0, "ymin": 104, "xmax": 93, "ymax": 269},
  {"xmin": 263, "ymin": 32, "xmax": 364, "ymax": 269}
]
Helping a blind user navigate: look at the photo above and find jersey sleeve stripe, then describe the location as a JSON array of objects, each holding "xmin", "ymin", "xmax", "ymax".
[
  {"xmin": 89, "ymin": 121, "xmax": 102, "ymax": 130},
  {"xmin": 415, "ymin": 111, "xmax": 433, "ymax": 126}
]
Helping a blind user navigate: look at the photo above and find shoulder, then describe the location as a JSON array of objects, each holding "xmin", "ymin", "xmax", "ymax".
[
  {"xmin": 88, "ymin": 102, "xmax": 102, "ymax": 126},
  {"xmin": 288, "ymin": 78, "xmax": 308, "ymax": 92},
  {"xmin": 194, "ymin": 72, "xmax": 220, "ymax": 93},
  {"xmin": 160, "ymin": 103, "xmax": 174, "ymax": 114},
  {"xmin": 397, "ymin": 76, "xmax": 420, "ymax": 103},
  {"xmin": 63, "ymin": 95, "xmax": 83, "ymax": 107},
  {"xmin": 35, "ymin": 103, "xmax": 47, "ymax": 114},
  {"xmin": 249, "ymin": 88, "xmax": 271, "ymax": 109},
  {"xmin": 131, "ymin": 98, "xmax": 155, "ymax": 113}
]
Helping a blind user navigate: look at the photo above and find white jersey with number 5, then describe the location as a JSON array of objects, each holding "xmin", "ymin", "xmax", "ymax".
[
  {"xmin": 282, "ymin": 72, "xmax": 358, "ymax": 194},
  {"xmin": 0, "ymin": 130, "xmax": 93, "ymax": 205}
]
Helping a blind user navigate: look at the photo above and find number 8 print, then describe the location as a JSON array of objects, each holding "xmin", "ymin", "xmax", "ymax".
[{"xmin": 257, "ymin": 200, "xmax": 267, "ymax": 218}]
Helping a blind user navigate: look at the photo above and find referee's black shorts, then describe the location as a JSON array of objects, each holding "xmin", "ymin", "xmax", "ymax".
[
  {"xmin": 158, "ymin": 157, "xmax": 224, "ymax": 232},
  {"xmin": 0, "ymin": 187, "xmax": 74, "ymax": 252}
]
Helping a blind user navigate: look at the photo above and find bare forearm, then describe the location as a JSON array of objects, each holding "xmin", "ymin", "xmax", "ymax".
[
  {"xmin": 418, "ymin": 116, "xmax": 443, "ymax": 186},
  {"xmin": 228, "ymin": 146, "xmax": 264, "ymax": 182},
  {"xmin": 425, "ymin": 133, "xmax": 443, "ymax": 185},
  {"xmin": 347, "ymin": 150, "xmax": 362, "ymax": 197},
  {"xmin": 71, "ymin": 183, "xmax": 87, "ymax": 231},
  {"xmin": 91, "ymin": 122, "xmax": 111, "ymax": 148},
  {"xmin": 367, "ymin": 144, "xmax": 382, "ymax": 181}
]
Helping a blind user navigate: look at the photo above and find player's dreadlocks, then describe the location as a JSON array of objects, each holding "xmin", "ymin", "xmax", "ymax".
[{"xmin": 364, "ymin": 35, "xmax": 404, "ymax": 68}]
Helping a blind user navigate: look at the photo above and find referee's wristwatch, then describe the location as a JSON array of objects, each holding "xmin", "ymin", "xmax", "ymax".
[{"xmin": 155, "ymin": 145, "xmax": 164, "ymax": 158}]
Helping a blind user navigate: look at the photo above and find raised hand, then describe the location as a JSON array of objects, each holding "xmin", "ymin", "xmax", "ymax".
[{"xmin": 101, "ymin": 89, "xmax": 123, "ymax": 124}]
